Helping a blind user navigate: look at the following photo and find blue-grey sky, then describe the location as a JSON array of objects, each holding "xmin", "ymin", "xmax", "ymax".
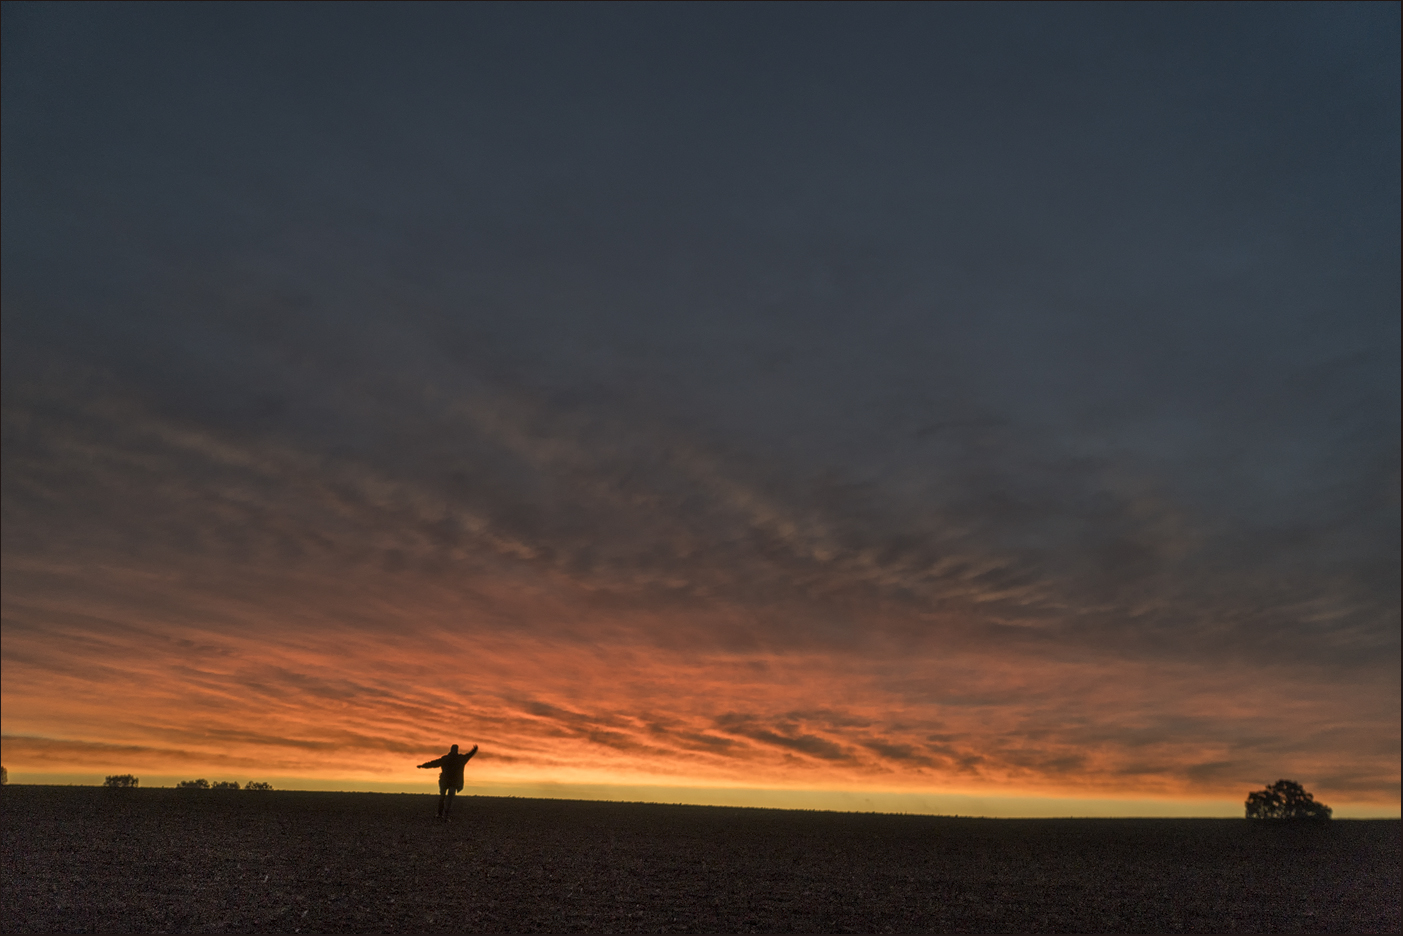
[{"xmin": 2, "ymin": 3, "xmax": 1398, "ymax": 808}]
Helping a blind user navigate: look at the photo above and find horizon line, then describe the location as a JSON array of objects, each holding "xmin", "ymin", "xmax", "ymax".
[{"xmin": 7, "ymin": 772, "xmax": 1399, "ymax": 819}]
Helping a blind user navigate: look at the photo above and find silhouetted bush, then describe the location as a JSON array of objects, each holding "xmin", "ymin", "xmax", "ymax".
[
  {"xmin": 103, "ymin": 774, "xmax": 139, "ymax": 789},
  {"xmin": 1246, "ymin": 779, "xmax": 1332, "ymax": 820},
  {"xmin": 245, "ymin": 781, "xmax": 273, "ymax": 791},
  {"xmin": 1, "ymin": 766, "xmax": 7, "ymax": 785},
  {"xmin": 176, "ymin": 778, "xmax": 211, "ymax": 790},
  {"xmin": 211, "ymin": 780, "xmax": 240, "ymax": 790}
]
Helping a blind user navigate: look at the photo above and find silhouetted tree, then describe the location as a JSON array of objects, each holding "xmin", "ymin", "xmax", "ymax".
[
  {"xmin": 211, "ymin": 780, "xmax": 240, "ymax": 790},
  {"xmin": 176, "ymin": 778, "xmax": 211, "ymax": 790},
  {"xmin": 245, "ymin": 781, "xmax": 273, "ymax": 791},
  {"xmin": 103, "ymin": 774, "xmax": 139, "ymax": 789},
  {"xmin": 1245, "ymin": 779, "xmax": 1332, "ymax": 820}
]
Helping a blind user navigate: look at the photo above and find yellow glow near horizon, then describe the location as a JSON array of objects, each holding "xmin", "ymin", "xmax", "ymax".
[{"xmin": 7, "ymin": 771, "xmax": 1400, "ymax": 819}]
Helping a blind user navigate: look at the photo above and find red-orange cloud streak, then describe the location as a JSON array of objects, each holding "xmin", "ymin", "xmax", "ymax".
[{"xmin": 3, "ymin": 555, "xmax": 1395, "ymax": 808}]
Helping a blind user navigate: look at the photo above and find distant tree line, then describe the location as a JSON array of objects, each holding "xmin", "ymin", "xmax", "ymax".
[
  {"xmin": 175, "ymin": 779, "xmax": 274, "ymax": 790},
  {"xmin": 101, "ymin": 776, "xmax": 274, "ymax": 790}
]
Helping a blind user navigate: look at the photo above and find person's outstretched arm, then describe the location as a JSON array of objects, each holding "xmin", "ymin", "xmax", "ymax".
[
  {"xmin": 417, "ymin": 756, "xmax": 444, "ymax": 769},
  {"xmin": 465, "ymin": 745, "xmax": 478, "ymax": 760}
]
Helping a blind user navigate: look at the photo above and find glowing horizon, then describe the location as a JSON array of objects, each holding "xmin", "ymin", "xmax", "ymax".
[
  {"xmin": 3, "ymin": 535, "xmax": 1397, "ymax": 815},
  {"xmin": 7, "ymin": 771, "xmax": 1399, "ymax": 820}
]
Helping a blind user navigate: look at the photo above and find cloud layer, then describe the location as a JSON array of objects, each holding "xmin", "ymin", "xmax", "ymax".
[{"xmin": 2, "ymin": 4, "xmax": 1398, "ymax": 808}]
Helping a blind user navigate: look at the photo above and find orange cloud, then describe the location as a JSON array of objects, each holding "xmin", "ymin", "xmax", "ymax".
[{"xmin": 3, "ymin": 553, "xmax": 1396, "ymax": 809}]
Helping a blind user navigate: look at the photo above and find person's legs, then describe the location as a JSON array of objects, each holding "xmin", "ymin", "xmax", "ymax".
[
  {"xmin": 437, "ymin": 782, "xmax": 449, "ymax": 818},
  {"xmin": 443, "ymin": 787, "xmax": 456, "ymax": 818}
]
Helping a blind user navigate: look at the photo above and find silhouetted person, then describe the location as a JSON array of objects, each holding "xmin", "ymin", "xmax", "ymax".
[{"xmin": 417, "ymin": 744, "xmax": 478, "ymax": 819}]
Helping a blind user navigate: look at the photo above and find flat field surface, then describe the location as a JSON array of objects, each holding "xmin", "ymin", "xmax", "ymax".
[{"xmin": 1, "ymin": 786, "xmax": 1397, "ymax": 933}]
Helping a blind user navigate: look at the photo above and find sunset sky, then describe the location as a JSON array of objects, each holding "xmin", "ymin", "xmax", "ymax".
[{"xmin": 3, "ymin": 4, "xmax": 1398, "ymax": 817}]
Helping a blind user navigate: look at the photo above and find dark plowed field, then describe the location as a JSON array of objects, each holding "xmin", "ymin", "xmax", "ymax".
[{"xmin": 1, "ymin": 786, "xmax": 1397, "ymax": 933}]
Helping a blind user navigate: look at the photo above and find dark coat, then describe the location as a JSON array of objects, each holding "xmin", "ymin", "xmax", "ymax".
[{"xmin": 418, "ymin": 750, "xmax": 476, "ymax": 791}]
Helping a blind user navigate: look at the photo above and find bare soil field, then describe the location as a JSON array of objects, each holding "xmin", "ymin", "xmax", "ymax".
[{"xmin": 1, "ymin": 786, "xmax": 1397, "ymax": 933}]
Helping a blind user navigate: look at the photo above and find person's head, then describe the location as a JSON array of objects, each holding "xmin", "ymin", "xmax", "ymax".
[{"xmin": 450, "ymin": 744, "xmax": 459, "ymax": 753}]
